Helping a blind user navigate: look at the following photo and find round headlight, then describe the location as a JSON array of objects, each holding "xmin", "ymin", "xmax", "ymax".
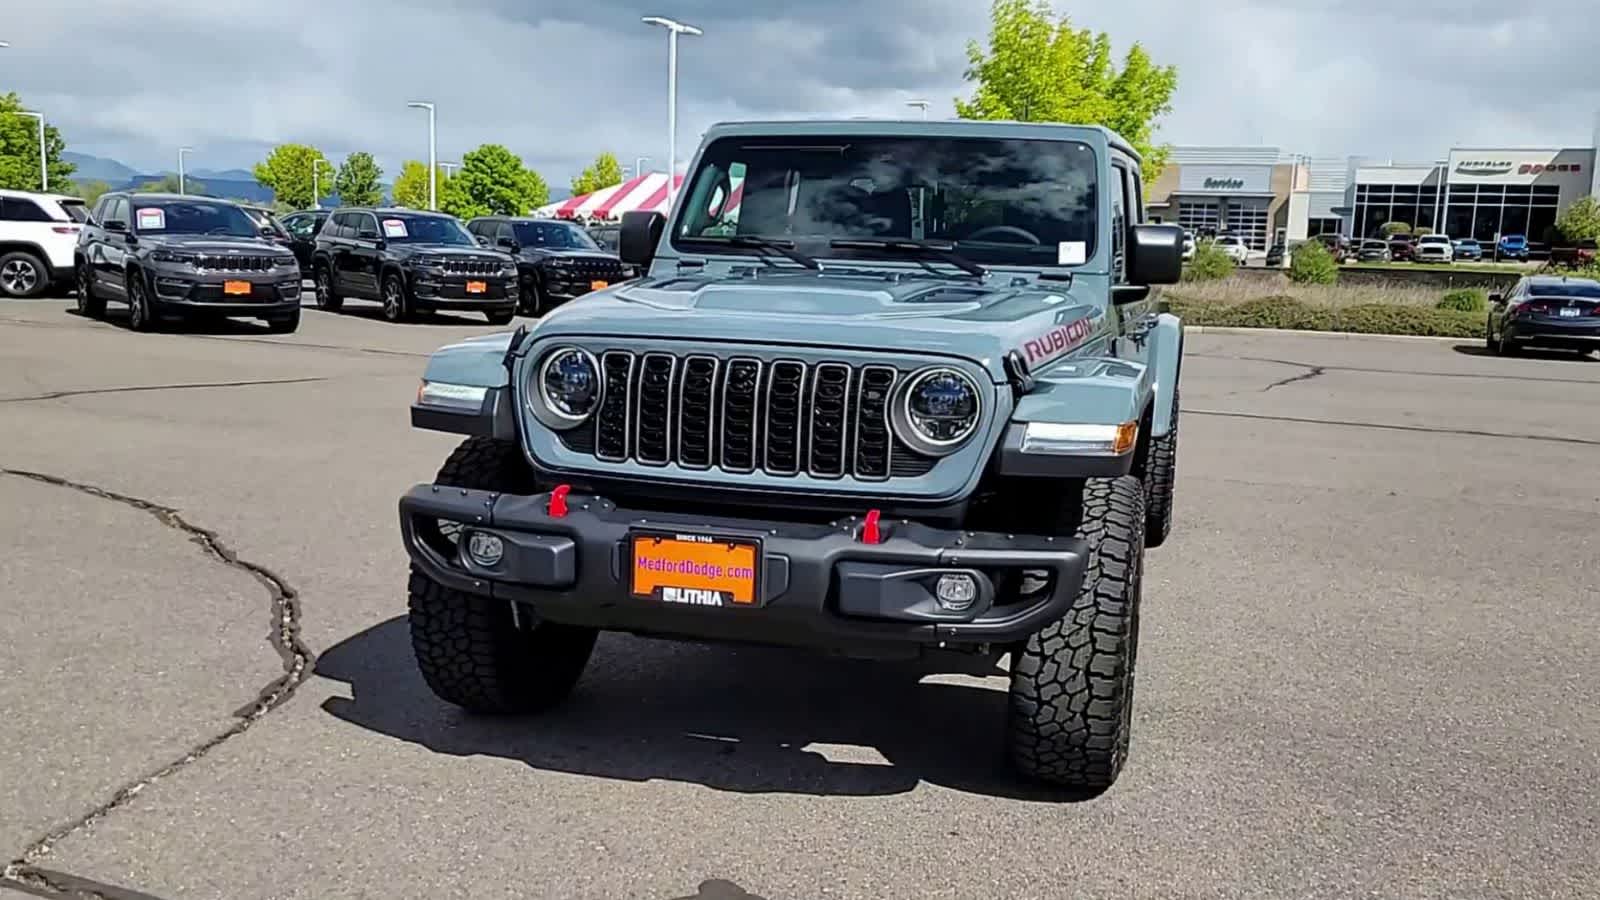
[
  {"xmin": 532, "ymin": 347, "xmax": 602, "ymax": 429},
  {"xmin": 893, "ymin": 367, "xmax": 982, "ymax": 455}
]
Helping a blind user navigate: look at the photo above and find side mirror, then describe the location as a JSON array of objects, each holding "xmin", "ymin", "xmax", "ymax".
[
  {"xmin": 104, "ymin": 220, "xmax": 127, "ymax": 233},
  {"xmin": 497, "ymin": 237, "xmax": 520, "ymax": 253},
  {"xmin": 1488, "ymin": 292, "xmax": 1504, "ymax": 305},
  {"xmin": 475, "ymin": 235, "xmax": 490, "ymax": 248},
  {"xmin": 358, "ymin": 228, "xmax": 379, "ymax": 240},
  {"xmin": 260, "ymin": 225, "xmax": 277, "ymax": 237},
  {"xmin": 1126, "ymin": 224, "xmax": 1183, "ymax": 287},
  {"xmin": 620, "ymin": 210, "xmax": 666, "ymax": 269}
]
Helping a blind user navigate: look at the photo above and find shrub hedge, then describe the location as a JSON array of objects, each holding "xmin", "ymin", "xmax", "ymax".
[
  {"xmin": 1184, "ymin": 243, "xmax": 1235, "ymax": 282},
  {"xmin": 1167, "ymin": 295, "xmax": 1483, "ymax": 338},
  {"xmin": 1287, "ymin": 241, "xmax": 1339, "ymax": 285},
  {"xmin": 1436, "ymin": 289, "xmax": 1487, "ymax": 313}
]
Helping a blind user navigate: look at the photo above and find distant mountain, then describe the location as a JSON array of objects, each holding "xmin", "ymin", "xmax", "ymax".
[
  {"xmin": 191, "ymin": 168, "xmax": 256, "ymax": 181},
  {"xmin": 61, "ymin": 151, "xmax": 137, "ymax": 183}
]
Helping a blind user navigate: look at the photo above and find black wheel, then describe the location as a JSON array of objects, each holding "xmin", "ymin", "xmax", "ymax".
[
  {"xmin": 1142, "ymin": 389, "xmax": 1178, "ymax": 549},
  {"xmin": 313, "ymin": 263, "xmax": 343, "ymax": 311},
  {"xmin": 75, "ymin": 261, "xmax": 105, "ymax": 317},
  {"xmin": 264, "ymin": 308, "xmax": 300, "ymax": 334},
  {"xmin": 408, "ymin": 437, "xmax": 597, "ymax": 714},
  {"xmin": 0, "ymin": 250, "xmax": 48, "ymax": 298},
  {"xmin": 521, "ymin": 280, "xmax": 544, "ymax": 317},
  {"xmin": 125, "ymin": 270, "xmax": 159, "ymax": 332},
  {"xmin": 1485, "ymin": 316, "xmax": 1499, "ymax": 353},
  {"xmin": 1007, "ymin": 475, "xmax": 1146, "ymax": 794},
  {"xmin": 484, "ymin": 309, "xmax": 516, "ymax": 325},
  {"xmin": 381, "ymin": 271, "xmax": 410, "ymax": 323}
]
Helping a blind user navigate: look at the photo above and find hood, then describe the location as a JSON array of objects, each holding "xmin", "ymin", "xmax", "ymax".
[
  {"xmin": 401, "ymin": 243, "xmax": 508, "ymax": 259},
  {"xmin": 529, "ymin": 270, "xmax": 1114, "ymax": 381},
  {"xmin": 529, "ymin": 248, "xmax": 620, "ymax": 263},
  {"xmin": 149, "ymin": 233, "xmax": 284, "ymax": 254}
]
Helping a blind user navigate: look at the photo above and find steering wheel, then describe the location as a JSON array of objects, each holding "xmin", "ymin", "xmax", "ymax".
[{"xmin": 964, "ymin": 225, "xmax": 1041, "ymax": 245}]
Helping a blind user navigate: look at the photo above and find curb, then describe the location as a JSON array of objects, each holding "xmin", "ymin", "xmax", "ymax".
[{"xmin": 1181, "ymin": 325, "xmax": 1468, "ymax": 344}]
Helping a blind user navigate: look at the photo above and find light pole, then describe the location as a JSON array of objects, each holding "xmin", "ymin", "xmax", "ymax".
[
  {"xmin": 312, "ymin": 158, "xmax": 333, "ymax": 209},
  {"xmin": 407, "ymin": 101, "xmax": 437, "ymax": 210},
  {"xmin": 641, "ymin": 16, "xmax": 701, "ymax": 208},
  {"xmin": 440, "ymin": 161, "xmax": 459, "ymax": 178},
  {"xmin": 177, "ymin": 146, "xmax": 193, "ymax": 195},
  {"xmin": 906, "ymin": 99, "xmax": 930, "ymax": 120},
  {"xmin": 17, "ymin": 111, "xmax": 46, "ymax": 191},
  {"xmin": 635, "ymin": 156, "xmax": 652, "ymax": 180}
]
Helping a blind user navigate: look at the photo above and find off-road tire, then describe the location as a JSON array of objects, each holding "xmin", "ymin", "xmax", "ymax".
[
  {"xmin": 265, "ymin": 308, "xmax": 301, "ymax": 334},
  {"xmin": 1, "ymin": 250, "xmax": 49, "ymax": 298},
  {"xmin": 408, "ymin": 438, "xmax": 597, "ymax": 713},
  {"xmin": 76, "ymin": 261, "xmax": 105, "ymax": 317},
  {"xmin": 1007, "ymin": 475, "xmax": 1146, "ymax": 794},
  {"xmin": 485, "ymin": 309, "xmax": 516, "ymax": 326},
  {"xmin": 314, "ymin": 263, "xmax": 343, "ymax": 311},
  {"xmin": 1143, "ymin": 389, "xmax": 1178, "ymax": 549}
]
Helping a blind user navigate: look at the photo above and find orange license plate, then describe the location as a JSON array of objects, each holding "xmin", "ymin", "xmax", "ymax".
[
  {"xmin": 630, "ymin": 532, "xmax": 760, "ymax": 607},
  {"xmin": 590, "ymin": 280, "xmax": 609, "ymax": 291},
  {"xmin": 466, "ymin": 280, "xmax": 487, "ymax": 294},
  {"xmin": 223, "ymin": 280, "xmax": 251, "ymax": 296}
]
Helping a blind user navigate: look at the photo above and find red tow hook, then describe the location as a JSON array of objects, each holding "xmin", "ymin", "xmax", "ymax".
[
  {"xmin": 861, "ymin": 509, "xmax": 883, "ymax": 544},
  {"xmin": 547, "ymin": 484, "xmax": 571, "ymax": 518}
]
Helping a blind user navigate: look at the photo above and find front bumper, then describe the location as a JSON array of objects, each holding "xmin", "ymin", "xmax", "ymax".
[
  {"xmin": 541, "ymin": 269, "xmax": 627, "ymax": 300},
  {"xmin": 150, "ymin": 270, "xmax": 301, "ymax": 313},
  {"xmin": 412, "ymin": 273, "xmax": 518, "ymax": 310},
  {"xmin": 399, "ymin": 484, "xmax": 1089, "ymax": 657}
]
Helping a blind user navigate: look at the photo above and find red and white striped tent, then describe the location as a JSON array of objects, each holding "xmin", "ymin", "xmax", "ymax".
[{"xmin": 536, "ymin": 172, "xmax": 744, "ymax": 222}]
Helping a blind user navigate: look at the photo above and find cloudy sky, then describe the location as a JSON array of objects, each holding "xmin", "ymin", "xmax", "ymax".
[{"xmin": 5, "ymin": 0, "xmax": 1599, "ymax": 183}]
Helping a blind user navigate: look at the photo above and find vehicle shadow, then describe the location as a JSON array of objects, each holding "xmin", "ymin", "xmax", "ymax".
[
  {"xmin": 1451, "ymin": 344, "xmax": 1596, "ymax": 362},
  {"xmin": 65, "ymin": 306, "xmax": 288, "ymax": 335},
  {"xmin": 316, "ymin": 616, "xmax": 1086, "ymax": 802},
  {"xmin": 319, "ymin": 304, "xmax": 520, "ymax": 327}
]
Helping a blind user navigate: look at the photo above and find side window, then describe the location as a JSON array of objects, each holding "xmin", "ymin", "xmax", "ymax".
[
  {"xmin": 106, "ymin": 197, "xmax": 129, "ymax": 226},
  {"xmin": 1110, "ymin": 164, "xmax": 1130, "ymax": 282},
  {"xmin": 1, "ymin": 197, "xmax": 53, "ymax": 221},
  {"xmin": 326, "ymin": 212, "xmax": 348, "ymax": 238},
  {"xmin": 496, "ymin": 223, "xmax": 516, "ymax": 246},
  {"xmin": 465, "ymin": 220, "xmax": 485, "ymax": 237},
  {"xmin": 359, "ymin": 213, "xmax": 380, "ymax": 238},
  {"xmin": 91, "ymin": 197, "xmax": 110, "ymax": 225}
]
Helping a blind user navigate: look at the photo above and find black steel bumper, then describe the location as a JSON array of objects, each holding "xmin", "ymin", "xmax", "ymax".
[{"xmin": 399, "ymin": 484, "xmax": 1089, "ymax": 657}]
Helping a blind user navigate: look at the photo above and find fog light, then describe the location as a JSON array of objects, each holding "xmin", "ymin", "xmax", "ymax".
[
  {"xmin": 935, "ymin": 573, "xmax": 978, "ymax": 612},
  {"xmin": 465, "ymin": 531, "xmax": 504, "ymax": 567}
]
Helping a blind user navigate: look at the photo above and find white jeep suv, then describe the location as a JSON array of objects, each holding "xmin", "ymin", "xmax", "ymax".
[{"xmin": 1, "ymin": 189, "xmax": 89, "ymax": 298}]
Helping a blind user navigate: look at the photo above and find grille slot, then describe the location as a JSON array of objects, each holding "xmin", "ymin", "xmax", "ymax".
[
  {"xmin": 676, "ymin": 355, "xmax": 720, "ymax": 469},
  {"xmin": 195, "ymin": 254, "xmax": 274, "ymax": 272},
  {"xmin": 763, "ymin": 361, "xmax": 807, "ymax": 475},
  {"xmin": 720, "ymin": 359, "xmax": 763, "ymax": 473},
  {"xmin": 807, "ymin": 363, "xmax": 852, "ymax": 478},
  {"xmin": 635, "ymin": 353, "xmax": 677, "ymax": 465},
  {"xmin": 595, "ymin": 351, "xmax": 634, "ymax": 461},
  {"xmin": 853, "ymin": 366, "xmax": 899, "ymax": 480},
  {"xmin": 440, "ymin": 257, "xmax": 501, "ymax": 276}
]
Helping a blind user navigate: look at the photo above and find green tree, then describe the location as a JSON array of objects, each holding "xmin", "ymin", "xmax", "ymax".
[
  {"xmin": 441, "ymin": 144, "xmax": 549, "ymax": 218},
  {"xmin": 70, "ymin": 179, "xmax": 112, "ymax": 206},
  {"xmin": 1379, "ymin": 221, "xmax": 1412, "ymax": 236},
  {"xmin": 1555, "ymin": 196, "xmax": 1600, "ymax": 244},
  {"xmin": 251, "ymin": 143, "xmax": 330, "ymax": 209},
  {"xmin": 391, "ymin": 159, "xmax": 451, "ymax": 209},
  {"xmin": 955, "ymin": 0, "xmax": 1178, "ymax": 181},
  {"xmin": 333, "ymin": 151, "xmax": 384, "ymax": 206},
  {"xmin": 571, "ymin": 152, "xmax": 625, "ymax": 196},
  {"xmin": 1287, "ymin": 240, "xmax": 1338, "ymax": 285},
  {"xmin": 0, "ymin": 92, "xmax": 75, "ymax": 191},
  {"xmin": 136, "ymin": 173, "xmax": 206, "ymax": 195}
]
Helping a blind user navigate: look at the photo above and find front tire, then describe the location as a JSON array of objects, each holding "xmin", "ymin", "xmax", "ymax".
[
  {"xmin": 1007, "ymin": 476, "xmax": 1146, "ymax": 794},
  {"xmin": 408, "ymin": 437, "xmax": 598, "ymax": 714},
  {"xmin": 0, "ymin": 251, "xmax": 48, "ymax": 298},
  {"xmin": 381, "ymin": 271, "xmax": 411, "ymax": 323},
  {"xmin": 76, "ymin": 262, "xmax": 106, "ymax": 317},
  {"xmin": 264, "ymin": 308, "xmax": 300, "ymax": 334},
  {"xmin": 485, "ymin": 309, "xmax": 516, "ymax": 325},
  {"xmin": 125, "ymin": 270, "xmax": 159, "ymax": 332},
  {"xmin": 1142, "ymin": 389, "xmax": 1178, "ymax": 549},
  {"xmin": 313, "ymin": 263, "xmax": 343, "ymax": 311}
]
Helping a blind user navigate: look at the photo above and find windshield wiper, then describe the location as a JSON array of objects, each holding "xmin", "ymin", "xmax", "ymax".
[
  {"xmin": 828, "ymin": 238, "xmax": 988, "ymax": 278},
  {"xmin": 679, "ymin": 235, "xmax": 820, "ymax": 270}
]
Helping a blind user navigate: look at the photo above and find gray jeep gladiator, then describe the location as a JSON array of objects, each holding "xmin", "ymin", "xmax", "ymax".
[{"xmin": 399, "ymin": 118, "xmax": 1185, "ymax": 793}]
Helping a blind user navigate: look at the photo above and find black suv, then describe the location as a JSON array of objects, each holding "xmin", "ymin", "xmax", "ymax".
[
  {"xmin": 75, "ymin": 192, "xmax": 302, "ymax": 333},
  {"xmin": 277, "ymin": 209, "xmax": 329, "ymax": 272},
  {"xmin": 310, "ymin": 208, "xmax": 519, "ymax": 324},
  {"xmin": 464, "ymin": 216, "xmax": 627, "ymax": 316}
]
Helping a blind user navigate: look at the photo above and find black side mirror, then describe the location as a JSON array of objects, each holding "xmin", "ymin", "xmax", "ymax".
[
  {"xmin": 358, "ymin": 228, "xmax": 379, "ymax": 241},
  {"xmin": 475, "ymin": 235, "xmax": 490, "ymax": 248},
  {"xmin": 497, "ymin": 237, "xmax": 520, "ymax": 253},
  {"xmin": 1126, "ymin": 224, "xmax": 1183, "ymax": 286},
  {"xmin": 620, "ymin": 211, "xmax": 666, "ymax": 269},
  {"xmin": 1488, "ymin": 292, "xmax": 1504, "ymax": 305},
  {"xmin": 104, "ymin": 220, "xmax": 127, "ymax": 233}
]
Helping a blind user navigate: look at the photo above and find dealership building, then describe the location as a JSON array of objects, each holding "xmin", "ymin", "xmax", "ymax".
[{"xmin": 1145, "ymin": 142, "xmax": 1599, "ymax": 248}]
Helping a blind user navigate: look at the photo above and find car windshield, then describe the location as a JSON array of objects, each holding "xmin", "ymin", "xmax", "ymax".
[
  {"xmin": 514, "ymin": 220, "xmax": 601, "ymax": 250},
  {"xmin": 131, "ymin": 199, "xmax": 258, "ymax": 237},
  {"xmin": 1420, "ymin": 236, "xmax": 1447, "ymax": 243},
  {"xmin": 672, "ymin": 134, "xmax": 1098, "ymax": 268},
  {"xmin": 1364, "ymin": 240, "xmax": 1388, "ymax": 249},
  {"xmin": 380, "ymin": 214, "xmax": 474, "ymax": 245}
]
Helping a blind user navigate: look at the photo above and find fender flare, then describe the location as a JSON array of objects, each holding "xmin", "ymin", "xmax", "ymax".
[{"xmin": 1147, "ymin": 312, "xmax": 1184, "ymax": 437}]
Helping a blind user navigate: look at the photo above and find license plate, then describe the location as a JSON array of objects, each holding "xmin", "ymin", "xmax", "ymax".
[
  {"xmin": 590, "ymin": 280, "xmax": 609, "ymax": 291},
  {"xmin": 630, "ymin": 532, "xmax": 760, "ymax": 607},
  {"xmin": 466, "ymin": 280, "xmax": 487, "ymax": 294},
  {"xmin": 223, "ymin": 280, "xmax": 251, "ymax": 296},
  {"xmin": 1560, "ymin": 307, "xmax": 1581, "ymax": 317}
]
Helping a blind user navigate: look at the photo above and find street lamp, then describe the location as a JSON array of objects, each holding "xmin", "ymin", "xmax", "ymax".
[
  {"xmin": 906, "ymin": 99, "xmax": 930, "ymax": 120},
  {"xmin": 635, "ymin": 156, "xmax": 652, "ymax": 180},
  {"xmin": 177, "ymin": 146, "xmax": 193, "ymax": 195},
  {"xmin": 440, "ymin": 161, "xmax": 459, "ymax": 178},
  {"xmin": 407, "ymin": 101, "xmax": 437, "ymax": 210},
  {"xmin": 16, "ymin": 111, "xmax": 46, "ymax": 189},
  {"xmin": 312, "ymin": 158, "xmax": 333, "ymax": 209},
  {"xmin": 641, "ymin": 16, "xmax": 701, "ymax": 208}
]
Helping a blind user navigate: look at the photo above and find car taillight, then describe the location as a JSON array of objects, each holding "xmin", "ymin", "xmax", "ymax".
[
  {"xmin": 51, "ymin": 226, "xmax": 79, "ymax": 234},
  {"xmin": 1518, "ymin": 304, "xmax": 1546, "ymax": 317}
]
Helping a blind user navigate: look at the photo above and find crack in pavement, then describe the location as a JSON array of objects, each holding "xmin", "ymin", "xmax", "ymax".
[
  {"xmin": 2, "ymin": 867, "xmax": 171, "ymax": 900},
  {"xmin": 0, "ymin": 377, "xmax": 328, "ymax": 404},
  {"xmin": 0, "ymin": 470, "xmax": 314, "ymax": 897},
  {"xmin": 1189, "ymin": 352, "xmax": 1600, "ymax": 387},
  {"xmin": 1261, "ymin": 365, "xmax": 1326, "ymax": 393},
  {"xmin": 1187, "ymin": 408, "xmax": 1600, "ymax": 447}
]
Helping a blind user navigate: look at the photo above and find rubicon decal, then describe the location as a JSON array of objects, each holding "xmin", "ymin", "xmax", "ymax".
[{"xmin": 1022, "ymin": 314, "xmax": 1101, "ymax": 366}]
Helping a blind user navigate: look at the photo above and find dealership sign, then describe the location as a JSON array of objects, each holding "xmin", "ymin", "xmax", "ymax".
[{"xmin": 1448, "ymin": 150, "xmax": 1591, "ymax": 184}]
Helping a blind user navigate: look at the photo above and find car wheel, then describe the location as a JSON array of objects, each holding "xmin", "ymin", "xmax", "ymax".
[
  {"xmin": 408, "ymin": 437, "xmax": 597, "ymax": 714},
  {"xmin": 1142, "ymin": 388, "xmax": 1178, "ymax": 549},
  {"xmin": 264, "ymin": 308, "xmax": 300, "ymax": 334},
  {"xmin": 75, "ymin": 262, "xmax": 106, "ymax": 317},
  {"xmin": 0, "ymin": 251, "xmax": 48, "ymax": 299},
  {"xmin": 484, "ymin": 309, "xmax": 516, "ymax": 326},
  {"xmin": 381, "ymin": 272, "xmax": 410, "ymax": 323},
  {"xmin": 1485, "ymin": 317, "xmax": 1500, "ymax": 353},
  {"xmin": 1008, "ymin": 476, "xmax": 1146, "ymax": 794},
  {"xmin": 125, "ymin": 270, "xmax": 159, "ymax": 332},
  {"xmin": 521, "ymin": 280, "xmax": 545, "ymax": 317},
  {"xmin": 313, "ymin": 264, "xmax": 343, "ymax": 311}
]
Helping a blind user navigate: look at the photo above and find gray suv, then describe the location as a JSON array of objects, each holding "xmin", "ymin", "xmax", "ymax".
[{"xmin": 399, "ymin": 119, "xmax": 1185, "ymax": 793}]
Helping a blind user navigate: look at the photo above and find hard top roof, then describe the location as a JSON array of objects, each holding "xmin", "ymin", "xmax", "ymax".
[{"xmin": 699, "ymin": 118, "xmax": 1140, "ymax": 162}]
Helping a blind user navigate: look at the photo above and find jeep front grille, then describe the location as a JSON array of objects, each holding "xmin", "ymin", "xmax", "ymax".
[
  {"xmin": 194, "ymin": 254, "xmax": 275, "ymax": 272},
  {"xmin": 568, "ymin": 351, "xmax": 935, "ymax": 480},
  {"xmin": 438, "ymin": 258, "xmax": 501, "ymax": 276}
]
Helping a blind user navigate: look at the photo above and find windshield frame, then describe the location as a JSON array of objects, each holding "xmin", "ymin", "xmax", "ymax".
[
  {"xmin": 129, "ymin": 198, "xmax": 261, "ymax": 238},
  {"xmin": 666, "ymin": 131, "xmax": 1104, "ymax": 273}
]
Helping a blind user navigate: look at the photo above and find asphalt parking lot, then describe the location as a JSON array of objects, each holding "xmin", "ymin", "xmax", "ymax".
[{"xmin": 2, "ymin": 298, "xmax": 1598, "ymax": 900}]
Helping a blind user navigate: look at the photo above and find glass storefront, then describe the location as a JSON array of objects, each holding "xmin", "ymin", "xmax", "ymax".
[
  {"xmin": 1354, "ymin": 181, "xmax": 1562, "ymax": 241},
  {"xmin": 1351, "ymin": 183, "xmax": 1440, "ymax": 237}
]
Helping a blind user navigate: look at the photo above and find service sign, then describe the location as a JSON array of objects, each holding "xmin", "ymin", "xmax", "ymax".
[{"xmin": 1178, "ymin": 164, "xmax": 1273, "ymax": 195}]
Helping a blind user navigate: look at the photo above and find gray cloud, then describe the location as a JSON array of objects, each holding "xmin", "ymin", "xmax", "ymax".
[{"xmin": 4, "ymin": 0, "xmax": 1596, "ymax": 186}]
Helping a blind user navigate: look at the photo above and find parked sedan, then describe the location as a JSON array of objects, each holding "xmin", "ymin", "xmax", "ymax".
[
  {"xmin": 1388, "ymin": 233, "xmax": 1416, "ymax": 262},
  {"xmin": 1357, "ymin": 239, "xmax": 1392, "ymax": 262},
  {"xmin": 1414, "ymin": 234, "xmax": 1454, "ymax": 263},
  {"xmin": 1487, "ymin": 275, "xmax": 1600, "ymax": 356},
  {"xmin": 1452, "ymin": 238, "xmax": 1483, "ymax": 261},
  {"xmin": 1497, "ymin": 234, "xmax": 1529, "ymax": 261},
  {"xmin": 1214, "ymin": 234, "xmax": 1250, "ymax": 263}
]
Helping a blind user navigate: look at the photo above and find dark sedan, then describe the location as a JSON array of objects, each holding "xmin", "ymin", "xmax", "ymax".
[
  {"xmin": 1487, "ymin": 275, "xmax": 1600, "ymax": 356},
  {"xmin": 1452, "ymin": 238, "xmax": 1483, "ymax": 262}
]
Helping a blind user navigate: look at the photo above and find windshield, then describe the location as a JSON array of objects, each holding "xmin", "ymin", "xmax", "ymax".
[
  {"xmin": 131, "ymin": 199, "xmax": 259, "ymax": 237},
  {"xmin": 58, "ymin": 200, "xmax": 89, "ymax": 223},
  {"xmin": 380, "ymin": 214, "xmax": 475, "ymax": 245},
  {"xmin": 514, "ymin": 220, "xmax": 601, "ymax": 250},
  {"xmin": 672, "ymin": 134, "xmax": 1098, "ymax": 268}
]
